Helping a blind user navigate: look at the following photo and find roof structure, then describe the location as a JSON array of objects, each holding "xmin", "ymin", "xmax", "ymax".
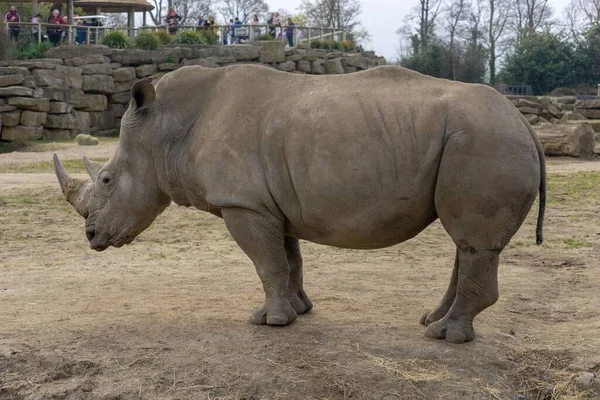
[{"xmin": 73, "ymin": 0, "xmax": 154, "ymax": 13}]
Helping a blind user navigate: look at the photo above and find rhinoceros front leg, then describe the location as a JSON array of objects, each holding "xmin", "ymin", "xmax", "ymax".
[
  {"xmin": 285, "ymin": 236, "xmax": 313, "ymax": 314},
  {"xmin": 420, "ymin": 248, "xmax": 458, "ymax": 326},
  {"xmin": 222, "ymin": 208, "xmax": 297, "ymax": 326}
]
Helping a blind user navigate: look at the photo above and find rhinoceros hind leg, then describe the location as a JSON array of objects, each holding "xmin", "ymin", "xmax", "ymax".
[
  {"xmin": 222, "ymin": 208, "xmax": 297, "ymax": 326},
  {"xmin": 424, "ymin": 248, "xmax": 499, "ymax": 343},
  {"xmin": 420, "ymin": 248, "xmax": 459, "ymax": 326},
  {"xmin": 285, "ymin": 236, "xmax": 313, "ymax": 314}
]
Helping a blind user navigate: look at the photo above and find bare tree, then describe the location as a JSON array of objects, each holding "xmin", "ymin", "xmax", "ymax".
[
  {"xmin": 147, "ymin": 0, "xmax": 214, "ymax": 26},
  {"xmin": 510, "ymin": 0, "xmax": 551, "ymax": 36},
  {"xmin": 443, "ymin": 0, "xmax": 470, "ymax": 79},
  {"xmin": 572, "ymin": 0, "xmax": 600, "ymax": 26},
  {"xmin": 417, "ymin": 0, "xmax": 443, "ymax": 49},
  {"xmin": 300, "ymin": 0, "xmax": 362, "ymax": 30},
  {"xmin": 219, "ymin": 0, "xmax": 268, "ymax": 23},
  {"xmin": 485, "ymin": 0, "xmax": 510, "ymax": 84}
]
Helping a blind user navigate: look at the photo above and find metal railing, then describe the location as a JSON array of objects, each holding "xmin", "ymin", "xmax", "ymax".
[{"xmin": 5, "ymin": 21, "xmax": 347, "ymax": 48}]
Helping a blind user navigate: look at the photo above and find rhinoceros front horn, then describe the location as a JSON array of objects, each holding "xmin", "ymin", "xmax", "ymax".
[{"xmin": 53, "ymin": 154, "xmax": 91, "ymax": 218}]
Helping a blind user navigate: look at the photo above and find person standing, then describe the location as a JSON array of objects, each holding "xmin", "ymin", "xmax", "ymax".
[
  {"xmin": 47, "ymin": 9, "xmax": 66, "ymax": 46},
  {"xmin": 285, "ymin": 18, "xmax": 295, "ymax": 48},
  {"xmin": 165, "ymin": 8, "xmax": 181, "ymax": 35},
  {"xmin": 267, "ymin": 13, "xmax": 275, "ymax": 38},
  {"xmin": 272, "ymin": 12, "xmax": 281, "ymax": 39},
  {"xmin": 31, "ymin": 13, "xmax": 43, "ymax": 42},
  {"xmin": 3, "ymin": 5, "xmax": 21, "ymax": 41},
  {"xmin": 249, "ymin": 14, "xmax": 260, "ymax": 41}
]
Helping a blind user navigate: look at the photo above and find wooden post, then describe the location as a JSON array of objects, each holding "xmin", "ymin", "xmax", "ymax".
[
  {"xmin": 127, "ymin": 8, "xmax": 134, "ymax": 37},
  {"xmin": 67, "ymin": 0, "xmax": 74, "ymax": 25},
  {"xmin": 143, "ymin": 11, "xmax": 147, "ymax": 27},
  {"xmin": 307, "ymin": 27, "xmax": 311, "ymax": 47},
  {"xmin": 32, "ymin": 0, "xmax": 38, "ymax": 16}
]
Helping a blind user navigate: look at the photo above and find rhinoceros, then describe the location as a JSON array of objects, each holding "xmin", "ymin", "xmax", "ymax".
[{"xmin": 53, "ymin": 65, "xmax": 546, "ymax": 343}]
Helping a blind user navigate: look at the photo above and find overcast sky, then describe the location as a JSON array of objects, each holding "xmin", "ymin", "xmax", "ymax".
[{"xmin": 267, "ymin": 0, "xmax": 573, "ymax": 61}]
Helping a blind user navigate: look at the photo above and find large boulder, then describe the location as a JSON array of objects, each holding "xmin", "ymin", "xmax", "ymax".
[
  {"xmin": 71, "ymin": 93, "xmax": 107, "ymax": 111},
  {"xmin": 344, "ymin": 54, "xmax": 367, "ymax": 69},
  {"xmin": 574, "ymin": 108, "xmax": 600, "ymax": 119},
  {"xmin": 20, "ymin": 110, "xmax": 47, "ymax": 127},
  {"xmin": 534, "ymin": 123, "xmax": 596, "ymax": 158},
  {"xmin": 0, "ymin": 74, "xmax": 24, "ymax": 87},
  {"xmin": 182, "ymin": 58, "xmax": 220, "ymax": 68},
  {"xmin": 1, "ymin": 125, "xmax": 42, "ymax": 140},
  {"xmin": 0, "ymin": 66, "xmax": 30, "ymax": 76},
  {"xmin": 561, "ymin": 113, "xmax": 586, "ymax": 122},
  {"xmin": 297, "ymin": 60, "xmax": 311, "ymax": 74},
  {"xmin": 518, "ymin": 106, "xmax": 540, "ymax": 115},
  {"xmin": 11, "ymin": 59, "xmax": 63, "ymax": 69},
  {"xmin": 325, "ymin": 58, "xmax": 344, "ymax": 74},
  {"xmin": 311, "ymin": 59, "xmax": 326, "ymax": 75},
  {"xmin": 225, "ymin": 45, "xmax": 260, "ymax": 61},
  {"xmin": 74, "ymin": 111, "xmax": 91, "ymax": 133},
  {"xmin": 48, "ymin": 101, "xmax": 71, "ymax": 114},
  {"xmin": 89, "ymin": 111, "xmax": 115, "ymax": 132},
  {"xmin": 45, "ymin": 45, "xmax": 112, "ymax": 59},
  {"xmin": 278, "ymin": 61, "xmax": 296, "ymax": 72},
  {"xmin": 574, "ymin": 99, "xmax": 600, "ymax": 109},
  {"xmin": 0, "ymin": 104, "xmax": 16, "ymax": 112},
  {"xmin": 114, "ymin": 79, "xmax": 137, "ymax": 93},
  {"xmin": 66, "ymin": 54, "xmax": 107, "ymax": 67},
  {"xmin": 112, "ymin": 67, "xmax": 137, "ymax": 82},
  {"xmin": 110, "ymin": 49, "xmax": 166, "ymax": 65},
  {"xmin": 1, "ymin": 110, "xmax": 21, "ymax": 126},
  {"xmin": 82, "ymin": 75, "xmax": 115, "ymax": 94},
  {"xmin": 252, "ymin": 41, "xmax": 286, "ymax": 63},
  {"xmin": 43, "ymin": 128, "xmax": 77, "ymax": 140},
  {"xmin": 135, "ymin": 64, "xmax": 155, "ymax": 78},
  {"xmin": 33, "ymin": 66, "xmax": 83, "ymax": 89},
  {"xmin": 524, "ymin": 114, "xmax": 539, "ymax": 125},
  {"xmin": 110, "ymin": 91, "xmax": 131, "ymax": 104},
  {"xmin": 108, "ymin": 103, "xmax": 126, "ymax": 117},
  {"xmin": 81, "ymin": 64, "xmax": 113, "ymax": 75},
  {"xmin": 45, "ymin": 112, "xmax": 78, "ymax": 129},
  {"xmin": 8, "ymin": 97, "xmax": 49, "ymax": 112},
  {"xmin": 0, "ymin": 86, "xmax": 33, "ymax": 97}
]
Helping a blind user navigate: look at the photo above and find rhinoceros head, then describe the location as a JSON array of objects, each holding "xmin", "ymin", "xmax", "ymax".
[{"xmin": 53, "ymin": 78, "xmax": 171, "ymax": 251}]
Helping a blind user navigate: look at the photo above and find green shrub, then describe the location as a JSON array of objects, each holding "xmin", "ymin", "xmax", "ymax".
[
  {"xmin": 11, "ymin": 40, "xmax": 52, "ymax": 60},
  {"xmin": 164, "ymin": 55, "xmax": 175, "ymax": 63},
  {"xmin": 198, "ymin": 29, "xmax": 219, "ymax": 45},
  {"xmin": 172, "ymin": 30, "xmax": 203, "ymax": 44},
  {"xmin": 331, "ymin": 41, "xmax": 342, "ymax": 51},
  {"xmin": 134, "ymin": 32, "xmax": 159, "ymax": 50},
  {"xmin": 102, "ymin": 31, "xmax": 129, "ymax": 49},
  {"xmin": 310, "ymin": 39, "xmax": 322, "ymax": 49},
  {"xmin": 321, "ymin": 40, "xmax": 331, "ymax": 50},
  {"xmin": 152, "ymin": 29, "xmax": 171, "ymax": 45},
  {"xmin": 257, "ymin": 34, "xmax": 275, "ymax": 41}
]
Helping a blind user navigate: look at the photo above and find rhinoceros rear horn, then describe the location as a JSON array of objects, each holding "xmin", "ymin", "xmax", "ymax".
[
  {"xmin": 83, "ymin": 156, "xmax": 104, "ymax": 181},
  {"xmin": 53, "ymin": 154, "xmax": 91, "ymax": 218}
]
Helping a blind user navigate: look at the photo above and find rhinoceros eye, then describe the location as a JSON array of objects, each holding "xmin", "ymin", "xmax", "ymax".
[{"xmin": 102, "ymin": 177, "xmax": 110, "ymax": 184}]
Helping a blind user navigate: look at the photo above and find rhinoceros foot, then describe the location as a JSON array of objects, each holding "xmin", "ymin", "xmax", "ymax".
[
  {"xmin": 424, "ymin": 317, "xmax": 475, "ymax": 343},
  {"xmin": 251, "ymin": 301, "xmax": 297, "ymax": 326},
  {"xmin": 288, "ymin": 289, "xmax": 313, "ymax": 315},
  {"xmin": 419, "ymin": 309, "xmax": 448, "ymax": 327}
]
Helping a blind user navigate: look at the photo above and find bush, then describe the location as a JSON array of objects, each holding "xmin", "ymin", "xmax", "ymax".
[
  {"xmin": 134, "ymin": 32, "xmax": 159, "ymax": 50},
  {"xmin": 342, "ymin": 40, "xmax": 356, "ymax": 52},
  {"xmin": 11, "ymin": 40, "xmax": 52, "ymax": 60},
  {"xmin": 310, "ymin": 39, "xmax": 321, "ymax": 49},
  {"xmin": 102, "ymin": 31, "xmax": 129, "ymax": 49},
  {"xmin": 331, "ymin": 41, "xmax": 342, "ymax": 51},
  {"xmin": 75, "ymin": 134, "xmax": 99, "ymax": 146},
  {"xmin": 172, "ymin": 30, "xmax": 203, "ymax": 44},
  {"xmin": 152, "ymin": 29, "xmax": 171, "ymax": 45},
  {"xmin": 321, "ymin": 40, "xmax": 331, "ymax": 50},
  {"xmin": 257, "ymin": 34, "xmax": 275, "ymax": 41}
]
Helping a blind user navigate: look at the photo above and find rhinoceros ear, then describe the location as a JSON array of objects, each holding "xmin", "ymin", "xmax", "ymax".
[{"xmin": 130, "ymin": 78, "xmax": 155, "ymax": 110}]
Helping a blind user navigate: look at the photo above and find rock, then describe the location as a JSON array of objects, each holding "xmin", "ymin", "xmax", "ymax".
[
  {"xmin": 534, "ymin": 123, "xmax": 596, "ymax": 158},
  {"xmin": 1, "ymin": 110, "xmax": 21, "ymax": 126},
  {"xmin": 325, "ymin": 58, "xmax": 344, "ymax": 74},
  {"xmin": 32, "ymin": 69, "xmax": 65, "ymax": 87},
  {"xmin": 8, "ymin": 97, "xmax": 49, "ymax": 112},
  {"xmin": 182, "ymin": 58, "xmax": 220, "ymax": 68},
  {"xmin": 75, "ymin": 133, "xmax": 100, "ymax": 146},
  {"xmin": 0, "ymin": 74, "xmax": 24, "ymax": 87},
  {"xmin": 110, "ymin": 92, "xmax": 131, "ymax": 104},
  {"xmin": 518, "ymin": 107, "xmax": 540, "ymax": 115},
  {"xmin": 303, "ymin": 51, "xmax": 325, "ymax": 62},
  {"xmin": 278, "ymin": 61, "xmax": 296, "ymax": 72},
  {"xmin": 344, "ymin": 54, "xmax": 367, "ymax": 69},
  {"xmin": 551, "ymin": 118, "xmax": 561, "ymax": 124},
  {"xmin": 576, "ymin": 372, "xmax": 596, "ymax": 389},
  {"xmin": 55, "ymin": 65, "xmax": 83, "ymax": 89},
  {"xmin": 135, "ymin": 64, "xmax": 155, "ymax": 78},
  {"xmin": 22, "ymin": 76, "xmax": 36, "ymax": 88},
  {"xmin": 561, "ymin": 113, "xmax": 586, "ymax": 122},
  {"xmin": 45, "ymin": 112, "xmax": 78, "ymax": 129},
  {"xmin": 539, "ymin": 97, "xmax": 552, "ymax": 107},
  {"xmin": 42, "ymin": 128, "xmax": 77, "ymax": 140},
  {"xmin": 226, "ymin": 45, "xmax": 260, "ymax": 61},
  {"xmin": 72, "ymin": 93, "xmax": 107, "ymax": 111},
  {"xmin": 32, "ymin": 88, "xmax": 43, "ymax": 98},
  {"xmin": 158, "ymin": 63, "xmax": 180, "ymax": 71},
  {"xmin": 344, "ymin": 66, "xmax": 357, "ymax": 73},
  {"xmin": 211, "ymin": 56, "xmax": 237, "ymax": 64},
  {"xmin": 574, "ymin": 108, "xmax": 600, "ymax": 119},
  {"xmin": 566, "ymin": 120, "xmax": 600, "ymax": 132},
  {"xmin": 110, "ymin": 63, "xmax": 122, "ymax": 69},
  {"xmin": 11, "ymin": 59, "xmax": 63, "ymax": 69},
  {"xmin": 81, "ymin": 64, "xmax": 113, "ymax": 75},
  {"xmin": 108, "ymin": 103, "xmax": 126, "ymax": 117},
  {"xmin": 110, "ymin": 49, "xmax": 166, "ymax": 65},
  {"xmin": 46, "ymin": 45, "xmax": 112, "ymax": 59},
  {"xmin": 286, "ymin": 54, "xmax": 304, "ymax": 62},
  {"xmin": 538, "ymin": 116, "xmax": 550, "ymax": 124},
  {"xmin": 1, "ymin": 125, "xmax": 42, "ymax": 140},
  {"xmin": 114, "ymin": 80, "xmax": 137, "ymax": 93},
  {"xmin": 518, "ymin": 98, "xmax": 542, "ymax": 110},
  {"xmin": 66, "ymin": 54, "xmax": 107, "ymax": 67},
  {"xmin": 74, "ymin": 111, "xmax": 91, "ymax": 133},
  {"xmin": 0, "ymin": 86, "xmax": 34, "ymax": 97},
  {"xmin": 0, "ymin": 104, "xmax": 16, "ymax": 112},
  {"xmin": 575, "ymin": 99, "xmax": 600, "ymax": 109},
  {"xmin": 20, "ymin": 110, "xmax": 47, "ymax": 127},
  {"xmin": 48, "ymin": 102, "xmax": 71, "ymax": 114},
  {"xmin": 296, "ymin": 60, "xmax": 311, "ymax": 74},
  {"xmin": 89, "ymin": 111, "xmax": 115, "ymax": 132},
  {"xmin": 252, "ymin": 41, "xmax": 286, "ymax": 63},
  {"xmin": 0, "ymin": 66, "xmax": 30, "ymax": 76},
  {"xmin": 112, "ymin": 67, "xmax": 137, "ymax": 82},
  {"xmin": 41, "ymin": 87, "xmax": 68, "ymax": 101},
  {"xmin": 93, "ymin": 129, "xmax": 119, "ymax": 137},
  {"xmin": 326, "ymin": 51, "xmax": 343, "ymax": 59},
  {"xmin": 83, "ymin": 75, "xmax": 115, "ymax": 94},
  {"xmin": 311, "ymin": 59, "xmax": 326, "ymax": 75},
  {"xmin": 557, "ymin": 96, "xmax": 577, "ymax": 104},
  {"xmin": 524, "ymin": 114, "xmax": 539, "ymax": 125},
  {"xmin": 544, "ymin": 104, "xmax": 564, "ymax": 119}
]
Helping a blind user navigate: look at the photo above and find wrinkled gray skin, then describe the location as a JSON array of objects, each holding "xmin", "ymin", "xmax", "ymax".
[{"xmin": 54, "ymin": 65, "xmax": 546, "ymax": 343}]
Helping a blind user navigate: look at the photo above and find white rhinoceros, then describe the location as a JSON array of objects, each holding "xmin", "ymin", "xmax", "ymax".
[{"xmin": 54, "ymin": 65, "xmax": 546, "ymax": 343}]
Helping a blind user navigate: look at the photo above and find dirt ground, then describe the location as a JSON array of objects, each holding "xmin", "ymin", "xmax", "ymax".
[{"xmin": 0, "ymin": 141, "xmax": 599, "ymax": 400}]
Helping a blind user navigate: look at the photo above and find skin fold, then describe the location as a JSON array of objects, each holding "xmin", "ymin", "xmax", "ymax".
[{"xmin": 54, "ymin": 65, "xmax": 546, "ymax": 343}]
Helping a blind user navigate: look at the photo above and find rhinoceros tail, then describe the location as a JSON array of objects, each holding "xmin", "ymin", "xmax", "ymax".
[{"xmin": 524, "ymin": 118, "xmax": 546, "ymax": 245}]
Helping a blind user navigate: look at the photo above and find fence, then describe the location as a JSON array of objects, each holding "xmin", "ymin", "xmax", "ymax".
[{"xmin": 4, "ymin": 22, "xmax": 347, "ymax": 48}]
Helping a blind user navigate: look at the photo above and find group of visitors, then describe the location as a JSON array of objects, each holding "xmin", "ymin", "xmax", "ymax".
[
  {"xmin": 3, "ymin": 5, "xmax": 71, "ymax": 46},
  {"xmin": 193, "ymin": 12, "xmax": 296, "ymax": 47}
]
